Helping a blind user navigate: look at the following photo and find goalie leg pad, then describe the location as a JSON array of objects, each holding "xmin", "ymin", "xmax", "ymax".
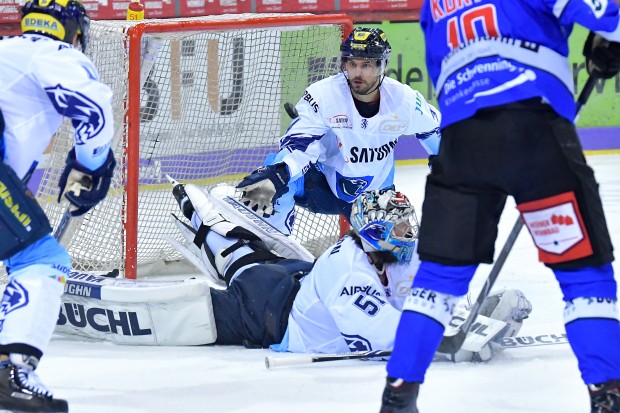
[
  {"xmin": 0, "ymin": 163, "xmax": 52, "ymax": 261},
  {"xmin": 191, "ymin": 184, "xmax": 314, "ymax": 262},
  {"xmin": 200, "ymin": 230, "xmax": 280, "ymax": 286}
]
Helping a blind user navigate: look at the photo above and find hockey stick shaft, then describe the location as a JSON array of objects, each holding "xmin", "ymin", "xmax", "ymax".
[
  {"xmin": 53, "ymin": 207, "xmax": 73, "ymax": 241},
  {"xmin": 265, "ymin": 349, "xmax": 392, "ymax": 369},
  {"xmin": 436, "ymin": 74, "xmax": 598, "ymax": 354},
  {"xmin": 266, "ymin": 333, "xmax": 568, "ymax": 368}
]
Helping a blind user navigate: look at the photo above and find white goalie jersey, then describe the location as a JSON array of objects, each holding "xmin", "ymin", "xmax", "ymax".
[
  {"xmin": 285, "ymin": 235, "xmax": 420, "ymax": 354},
  {"xmin": 277, "ymin": 73, "xmax": 441, "ymax": 202}
]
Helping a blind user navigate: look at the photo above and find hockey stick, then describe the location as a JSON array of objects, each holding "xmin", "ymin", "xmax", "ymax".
[
  {"xmin": 437, "ymin": 74, "xmax": 598, "ymax": 354},
  {"xmin": 265, "ymin": 332, "xmax": 569, "ymax": 369},
  {"xmin": 53, "ymin": 207, "xmax": 73, "ymax": 241}
]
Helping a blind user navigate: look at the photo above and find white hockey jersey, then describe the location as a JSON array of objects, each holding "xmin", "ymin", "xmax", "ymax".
[
  {"xmin": 277, "ymin": 74, "xmax": 441, "ymax": 202},
  {"xmin": 286, "ymin": 235, "xmax": 420, "ymax": 354},
  {"xmin": 0, "ymin": 34, "xmax": 114, "ymax": 179}
]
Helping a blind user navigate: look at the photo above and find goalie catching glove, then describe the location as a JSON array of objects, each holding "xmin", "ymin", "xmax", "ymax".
[
  {"xmin": 58, "ymin": 148, "xmax": 116, "ymax": 216},
  {"xmin": 583, "ymin": 31, "xmax": 620, "ymax": 79},
  {"xmin": 236, "ymin": 163, "xmax": 290, "ymax": 217}
]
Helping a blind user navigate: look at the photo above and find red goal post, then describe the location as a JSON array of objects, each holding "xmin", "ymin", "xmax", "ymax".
[{"xmin": 35, "ymin": 13, "xmax": 353, "ymax": 280}]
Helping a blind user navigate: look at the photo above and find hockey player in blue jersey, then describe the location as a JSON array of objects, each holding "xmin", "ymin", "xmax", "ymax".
[
  {"xmin": 235, "ymin": 27, "xmax": 442, "ymax": 235},
  {"xmin": 0, "ymin": 0, "xmax": 116, "ymax": 411},
  {"xmin": 379, "ymin": 0, "xmax": 620, "ymax": 412}
]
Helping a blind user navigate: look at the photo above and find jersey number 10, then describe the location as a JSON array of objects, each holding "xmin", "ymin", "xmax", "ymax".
[{"xmin": 447, "ymin": 4, "xmax": 500, "ymax": 50}]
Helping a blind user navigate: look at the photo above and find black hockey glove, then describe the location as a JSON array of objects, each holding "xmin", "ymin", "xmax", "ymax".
[
  {"xmin": 236, "ymin": 163, "xmax": 290, "ymax": 217},
  {"xmin": 58, "ymin": 148, "xmax": 116, "ymax": 217},
  {"xmin": 583, "ymin": 31, "xmax": 620, "ymax": 79}
]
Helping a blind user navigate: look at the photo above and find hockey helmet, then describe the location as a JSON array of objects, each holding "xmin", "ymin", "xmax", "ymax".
[
  {"xmin": 350, "ymin": 189, "xmax": 418, "ymax": 262},
  {"xmin": 340, "ymin": 27, "xmax": 392, "ymax": 73},
  {"xmin": 21, "ymin": 0, "xmax": 90, "ymax": 53}
]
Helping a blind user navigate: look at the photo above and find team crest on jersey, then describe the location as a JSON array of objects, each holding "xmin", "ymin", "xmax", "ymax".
[
  {"xmin": 327, "ymin": 114, "xmax": 352, "ymax": 129},
  {"xmin": 0, "ymin": 280, "xmax": 29, "ymax": 330},
  {"xmin": 343, "ymin": 334, "xmax": 372, "ymax": 352},
  {"xmin": 45, "ymin": 84, "xmax": 106, "ymax": 145},
  {"xmin": 335, "ymin": 173, "xmax": 371, "ymax": 202}
]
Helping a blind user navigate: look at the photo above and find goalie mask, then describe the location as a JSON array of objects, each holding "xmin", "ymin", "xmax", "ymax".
[
  {"xmin": 350, "ymin": 189, "xmax": 418, "ymax": 262},
  {"xmin": 21, "ymin": 0, "xmax": 90, "ymax": 53},
  {"xmin": 340, "ymin": 27, "xmax": 392, "ymax": 78}
]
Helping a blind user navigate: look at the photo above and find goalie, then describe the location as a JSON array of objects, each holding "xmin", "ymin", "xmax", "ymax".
[
  {"xmin": 161, "ymin": 183, "xmax": 532, "ymax": 360},
  {"xmin": 58, "ymin": 183, "xmax": 531, "ymax": 360}
]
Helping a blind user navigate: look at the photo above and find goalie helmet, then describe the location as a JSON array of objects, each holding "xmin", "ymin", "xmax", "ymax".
[
  {"xmin": 340, "ymin": 27, "xmax": 392, "ymax": 73},
  {"xmin": 21, "ymin": 0, "xmax": 90, "ymax": 53},
  {"xmin": 350, "ymin": 189, "xmax": 419, "ymax": 262}
]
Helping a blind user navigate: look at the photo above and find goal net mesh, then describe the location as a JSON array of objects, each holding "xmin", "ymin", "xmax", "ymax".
[{"xmin": 29, "ymin": 14, "xmax": 349, "ymax": 277}]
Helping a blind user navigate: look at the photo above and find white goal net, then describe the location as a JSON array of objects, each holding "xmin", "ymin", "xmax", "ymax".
[{"xmin": 30, "ymin": 13, "xmax": 353, "ymax": 278}]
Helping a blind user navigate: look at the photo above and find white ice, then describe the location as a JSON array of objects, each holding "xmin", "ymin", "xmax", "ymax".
[{"xmin": 39, "ymin": 153, "xmax": 619, "ymax": 413}]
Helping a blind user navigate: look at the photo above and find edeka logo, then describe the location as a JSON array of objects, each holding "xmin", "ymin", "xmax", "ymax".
[
  {"xmin": 57, "ymin": 302, "xmax": 153, "ymax": 336},
  {"xmin": 0, "ymin": 180, "xmax": 32, "ymax": 230}
]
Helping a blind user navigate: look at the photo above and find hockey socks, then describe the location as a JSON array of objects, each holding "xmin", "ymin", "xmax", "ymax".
[{"xmin": 387, "ymin": 310, "xmax": 445, "ymax": 382}]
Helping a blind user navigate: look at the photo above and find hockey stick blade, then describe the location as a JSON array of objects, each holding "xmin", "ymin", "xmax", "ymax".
[{"xmin": 436, "ymin": 74, "xmax": 598, "ymax": 354}]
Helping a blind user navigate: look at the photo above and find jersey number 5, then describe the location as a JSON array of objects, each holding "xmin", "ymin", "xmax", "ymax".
[
  {"xmin": 354, "ymin": 295, "xmax": 385, "ymax": 316},
  {"xmin": 447, "ymin": 4, "xmax": 500, "ymax": 50}
]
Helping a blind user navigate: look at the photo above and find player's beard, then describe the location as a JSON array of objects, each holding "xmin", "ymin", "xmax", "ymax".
[{"xmin": 349, "ymin": 75, "xmax": 381, "ymax": 96}]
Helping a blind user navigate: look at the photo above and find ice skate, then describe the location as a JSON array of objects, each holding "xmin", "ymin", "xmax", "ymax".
[
  {"xmin": 0, "ymin": 363, "xmax": 68, "ymax": 413},
  {"xmin": 589, "ymin": 380, "xmax": 620, "ymax": 413},
  {"xmin": 380, "ymin": 377, "xmax": 419, "ymax": 413}
]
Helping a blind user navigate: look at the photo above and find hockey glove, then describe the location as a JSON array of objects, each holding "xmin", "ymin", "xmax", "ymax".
[
  {"xmin": 583, "ymin": 32, "xmax": 620, "ymax": 79},
  {"xmin": 236, "ymin": 163, "xmax": 290, "ymax": 217},
  {"xmin": 58, "ymin": 148, "xmax": 116, "ymax": 217}
]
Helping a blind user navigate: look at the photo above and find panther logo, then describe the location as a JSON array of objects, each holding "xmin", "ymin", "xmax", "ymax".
[
  {"xmin": 46, "ymin": 84, "xmax": 106, "ymax": 145},
  {"xmin": 0, "ymin": 279, "xmax": 29, "ymax": 331},
  {"xmin": 343, "ymin": 333, "xmax": 372, "ymax": 352},
  {"xmin": 340, "ymin": 178, "xmax": 369, "ymax": 198}
]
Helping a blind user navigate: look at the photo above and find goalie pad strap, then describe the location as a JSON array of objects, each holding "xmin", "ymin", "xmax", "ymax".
[{"xmin": 224, "ymin": 249, "xmax": 282, "ymax": 285}]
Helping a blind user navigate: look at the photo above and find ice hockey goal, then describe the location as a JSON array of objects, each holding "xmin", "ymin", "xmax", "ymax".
[{"xmin": 33, "ymin": 13, "xmax": 353, "ymax": 279}]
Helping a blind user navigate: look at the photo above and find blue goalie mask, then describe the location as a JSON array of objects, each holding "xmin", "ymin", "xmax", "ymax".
[{"xmin": 350, "ymin": 189, "xmax": 419, "ymax": 262}]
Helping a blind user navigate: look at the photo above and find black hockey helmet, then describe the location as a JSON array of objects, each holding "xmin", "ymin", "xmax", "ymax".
[
  {"xmin": 21, "ymin": 0, "xmax": 90, "ymax": 53},
  {"xmin": 340, "ymin": 27, "xmax": 392, "ymax": 70}
]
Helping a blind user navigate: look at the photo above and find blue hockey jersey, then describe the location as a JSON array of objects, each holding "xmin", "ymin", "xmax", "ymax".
[{"xmin": 421, "ymin": 0, "xmax": 620, "ymax": 127}]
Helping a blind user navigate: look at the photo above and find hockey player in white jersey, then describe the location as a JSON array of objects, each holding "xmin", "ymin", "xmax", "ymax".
[
  {"xmin": 0, "ymin": 0, "xmax": 115, "ymax": 411},
  {"xmin": 236, "ymin": 27, "xmax": 441, "ymax": 235},
  {"xmin": 164, "ymin": 183, "xmax": 531, "ymax": 360}
]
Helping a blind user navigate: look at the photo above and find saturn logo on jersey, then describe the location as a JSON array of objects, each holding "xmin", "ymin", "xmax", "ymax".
[
  {"xmin": 45, "ymin": 85, "xmax": 106, "ymax": 145},
  {"xmin": 0, "ymin": 279, "xmax": 29, "ymax": 331}
]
